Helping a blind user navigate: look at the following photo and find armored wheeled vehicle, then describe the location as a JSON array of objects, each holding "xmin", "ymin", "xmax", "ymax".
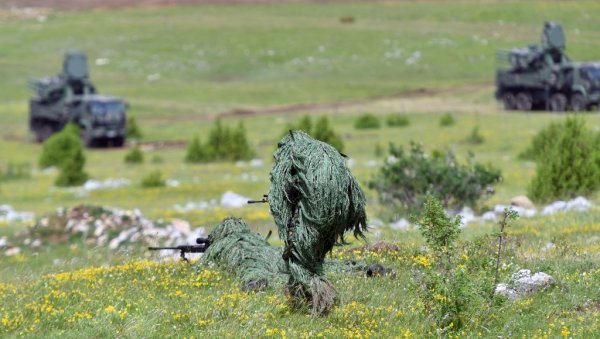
[
  {"xmin": 29, "ymin": 52, "xmax": 128, "ymax": 147},
  {"xmin": 496, "ymin": 22, "xmax": 600, "ymax": 112}
]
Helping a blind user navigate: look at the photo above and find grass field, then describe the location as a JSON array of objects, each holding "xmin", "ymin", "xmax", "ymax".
[{"xmin": 1, "ymin": 1, "xmax": 600, "ymax": 337}]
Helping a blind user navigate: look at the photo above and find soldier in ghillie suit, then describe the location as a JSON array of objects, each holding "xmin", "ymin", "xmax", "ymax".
[
  {"xmin": 202, "ymin": 217, "xmax": 286, "ymax": 292},
  {"xmin": 268, "ymin": 131, "xmax": 367, "ymax": 316}
]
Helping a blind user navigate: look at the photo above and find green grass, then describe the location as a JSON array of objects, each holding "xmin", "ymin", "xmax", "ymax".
[
  {"xmin": 1, "ymin": 1, "xmax": 600, "ymax": 337},
  {"xmin": 1, "ymin": 210, "xmax": 599, "ymax": 337}
]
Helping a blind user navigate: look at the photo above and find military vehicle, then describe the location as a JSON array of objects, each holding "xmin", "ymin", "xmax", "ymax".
[
  {"xmin": 496, "ymin": 22, "xmax": 600, "ymax": 112},
  {"xmin": 29, "ymin": 52, "xmax": 128, "ymax": 147}
]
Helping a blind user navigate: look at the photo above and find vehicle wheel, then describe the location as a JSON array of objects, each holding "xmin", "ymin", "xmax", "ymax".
[
  {"xmin": 515, "ymin": 92, "xmax": 533, "ymax": 111},
  {"xmin": 502, "ymin": 92, "xmax": 517, "ymax": 110},
  {"xmin": 549, "ymin": 93, "xmax": 567, "ymax": 112},
  {"xmin": 112, "ymin": 137, "xmax": 125, "ymax": 148},
  {"xmin": 84, "ymin": 130, "xmax": 96, "ymax": 148},
  {"xmin": 35, "ymin": 125, "xmax": 53, "ymax": 143},
  {"xmin": 570, "ymin": 93, "xmax": 587, "ymax": 112}
]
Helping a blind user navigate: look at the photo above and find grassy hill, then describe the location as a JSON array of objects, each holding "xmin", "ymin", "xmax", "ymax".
[{"xmin": 1, "ymin": 1, "xmax": 600, "ymax": 337}]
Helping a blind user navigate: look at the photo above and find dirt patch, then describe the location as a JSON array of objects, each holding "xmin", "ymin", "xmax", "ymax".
[
  {"xmin": 220, "ymin": 88, "xmax": 434, "ymax": 118},
  {"xmin": 5, "ymin": 0, "xmax": 360, "ymax": 11},
  {"xmin": 219, "ymin": 83, "xmax": 491, "ymax": 118}
]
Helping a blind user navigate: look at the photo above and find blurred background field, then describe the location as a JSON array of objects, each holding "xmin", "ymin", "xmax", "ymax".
[{"xmin": 1, "ymin": 1, "xmax": 600, "ymax": 336}]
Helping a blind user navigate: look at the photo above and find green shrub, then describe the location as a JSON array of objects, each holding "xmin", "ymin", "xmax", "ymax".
[
  {"xmin": 369, "ymin": 142, "xmax": 501, "ymax": 216},
  {"xmin": 528, "ymin": 117, "xmax": 600, "ymax": 202},
  {"xmin": 208, "ymin": 119, "xmax": 255, "ymax": 161},
  {"xmin": 185, "ymin": 136, "xmax": 210, "ymax": 163},
  {"xmin": 141, "ymin": 170, "xmax": 166, "ymax": 188},
  {"xmin": 229, "ymin": 122, "xmax": 255, "ymax": 161},
  {"xmin": 518, "ymin": 121, "xmax": 563, "ymax": 161},
  {"xmin": 386, "ymin": 114, "xmax": 410, "ymax": 127},
  {"xmin": 55, "ymin": 147, "xmax": 88, "ymax": 187},
  {"xmin": 39, "ymin": 123, "xmax": 81, "ymax": 169},
  {"xmin": 410, "ymin": 195, "xmax": 468, "ymax": 331},
  {"xmin": 283, "ymin": 115, "xmax": 344, "ymax": 152},
  {"xmin": 124, "ymin": 147, "xmax": 144, "ymax": 164},
  {"xmin": 464, "ymin": 126, "xmax": 485, "ymax": 145},
  {"xmin": 354, "ymin": 113, "xmax": 381, "ymax": 129},
  {"xmin": 439, "ymin": 113, "xmax": 455, "ymax": 127},
  {"xmin": 186, "ymin": 120, "xmax": 255, "ymax": 163},
  {"xmin": 126, "ymin": 116, "xmax": 142, "ymax": 139},
  {"xmin": 312, "ymin": 116, "xmax": 344, "ymax": 152},
  {"xmin": 284, "ymin": 115, "xmax": 313, "ymax": 134}
]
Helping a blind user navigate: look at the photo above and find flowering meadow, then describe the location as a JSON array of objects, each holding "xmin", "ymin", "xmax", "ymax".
[
  {"xmin": 1, "ymin": 1, "xmax": 600, "ymax": 337},
  {"xmin": 1, "ymin": 208, "xmax": 599, "ymax": 337}
]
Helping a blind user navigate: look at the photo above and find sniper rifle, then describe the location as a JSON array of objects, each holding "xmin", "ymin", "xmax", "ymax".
[{"xmin": 148, "ymin": 237, "xmax": 211, "ymax": 261}]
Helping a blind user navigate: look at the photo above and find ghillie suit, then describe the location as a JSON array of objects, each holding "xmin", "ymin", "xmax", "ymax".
[
  {"xmin": 203, "ymin": 217, "xmax": 287, "ymax": 292},
  {"xmin": 201, "ymin": 218, "xmax": 394, "ymax": 295},
  {"xmin": 268, "ymin": 131, "xmax": 368, "ymax": 316}
]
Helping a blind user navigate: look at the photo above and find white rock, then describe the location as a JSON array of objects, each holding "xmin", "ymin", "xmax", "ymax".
[
  {"xmin": 481, "ymin": 211, "xmax": 497, "ymax": 222},
  {"xmin": 31, "ymin": 239, "xmax": 42, "ymax": 248},
  {"xmin": 0, "ymin": 237, "xmax": 6, "ymax": 248},
  {"xmin": 5, "ymin": 247, "xmax": 21, "ymax": 256},
  {"xmin": 542, "ymin": 242, "xmax": 556, "ymax": 251},
  {"xmin": 249, "ymin": 159, "xmax": 264, "ymax": 168},
  {"xmin": 0, "ymin": 204, "xmax": 35, "ymax": 222},
  {"xmin": 220, "ymin": 191, "xmax": 251, "ymax": 208},
  {"xmin": 494, "ymin": 283, "xmax": 518, "ymax": 301},
  {"xmin": 390, "ymin": 218, "xmax": 410, "ymax": 230},
  {"xmin": 365, "ymin": 160, "xmax": 377, "ymax": 168},
  {"xmin": 510, "ymin": 195, "xmax": 535, "ymax": 209},
  {"xmin": 541, "ymin": 201, "xmax": 567, "ymax": 215},
  {"xmin": 172, "ymin": 219, "xmax": 191, "ymax": 236},
  {"xmin": 83, "ymin": 178, "xmax": 130, "ymax": 191},
  {"xmin": 457, "ymin": 207, "xmax": 476, "ymax": 228},
  {"xmin": 368, "ymin": 218, "xmax": 385, "ymax": 229},
  {"xmin": 513, "ymin": 270, "xmax": 555, "ymax": 294},
  {"xmin": 166, "ymin": 179, "xmax": 180, "ymax": 187},
  {"xmin": 147, "ymin": 73, "xmax": 161, "ymax": 82},
  {"xmin": 95, "ymin": 58, "xmax": 109, "ymax": 66},
  {"xmin": 565, "ymin": 196, "xmax": 592, "ymax": 212},
  {"xmin": 405, "ymin": 51, "xmax": 421, "ymax": 65}
]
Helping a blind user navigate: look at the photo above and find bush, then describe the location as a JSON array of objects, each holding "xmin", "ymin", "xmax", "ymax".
[
  {"xmin": 354, "ymin": 113, "xmax": 381, "ymax": 129},
  {"xmin": 55, "ymin": 147, "xmax": 88, "ymax": 187},
  {"xmin": 369, "ymin": 142, "xmax": 501, "ymax": 216},
  {"xmin": 185, "ymin": 136, "xmax": 210, "ymax": 163},
  {"xmin": 229, "ymin": 122, "xmax": 255, "ymax": 161},
  {"xmin": 207, "ymin": 120, "xmax": 255, "ymax": 161},
  {"xmin": 185, "ymin": 120, "xmax": 256, "ymax": 163},
  {"xmin": 283, "ymin": 115, "xmax": 344, "ymax": 152},
  {"xmin": 39, "ymin": 123, "xmax": 81, "ymax": 169},
  {"xmin": 126, "ymin": 116, "xmax": 142, "ymax": 139},
  {"xmin": 410, "ymin": 195, "xmax": 468, "ymax": 331},
  {"xmin": 386, "ymin": 114, "xmax": 410, "ymax": 127},
  {"xmin": 528, "ymin": 117, "xmax": 600, "ymax": 202},
  {"xmin": 518, "ymin": 121, "xmax": 562, "ymax": 161},
  {"xmin": 464, "ymin": 126, "xmax": 485, "ymax": 145},
  {"xmin": 141, "ymin": 170, "xmax": 165, "ymax": 188},
  {"xmin": 312, "ymin": 116, "xmax": 344, "ymax": 152},
  {"xmin": 124, "ymin": 147, "xmax": 144, "ymax": 164},
  {"xmin": 439, "ymin": 113, "xmax": 455, "ymax": 127}
]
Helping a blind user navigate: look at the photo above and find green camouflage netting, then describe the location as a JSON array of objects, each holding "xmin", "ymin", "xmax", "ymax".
[
  {"xmin": 268, "ymin": 130, "xmax": 367, "ymax": 316},
  {"xmin": 201, "ymin": 217, "xmax": 386, "ymax": 292},
  {"xmin": 203, "ymin": 217, "xmax": 287, "ymax": 292}
]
